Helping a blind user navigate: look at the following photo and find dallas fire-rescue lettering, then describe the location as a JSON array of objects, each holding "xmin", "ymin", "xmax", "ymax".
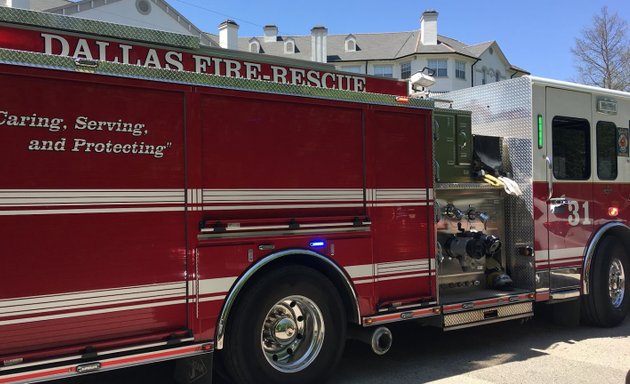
[{"xmin": 41, "ymin": 33, "xmax": 367, "ymax": 92}]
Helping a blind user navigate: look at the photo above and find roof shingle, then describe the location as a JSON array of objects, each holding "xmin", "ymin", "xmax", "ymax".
[{"xmin": 236, "ymin": 29, "xmax": 509, "ymax": 64}]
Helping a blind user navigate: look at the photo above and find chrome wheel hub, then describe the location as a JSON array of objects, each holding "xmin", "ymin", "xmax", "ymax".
[
  {"xmin": 261, "ymin": 295, "xmax": 324, "ymax": 373},
  {"xmin": 609, "ymin": 258, "xmax": 626, "ymax": 308},
  {"xmin": 273, "ymin": 318, "xmax": 297, "ymax": 343}
]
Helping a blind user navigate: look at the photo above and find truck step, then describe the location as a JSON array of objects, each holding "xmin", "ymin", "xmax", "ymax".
[{"xmin": 443, "ymin": 302, "xmax": 533, "ymax": 330}]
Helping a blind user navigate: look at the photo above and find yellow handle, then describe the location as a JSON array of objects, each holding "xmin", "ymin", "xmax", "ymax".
[{"xmin": 483, "ymin": 174, "xmax": 504, "ymax": 187}]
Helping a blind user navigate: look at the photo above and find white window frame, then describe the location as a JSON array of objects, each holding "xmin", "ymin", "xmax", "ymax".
[
  {"xmin": 249, "ymin": 41, "xmax": 260, "ymax": 53},
  {"xmin": 284, "ymin": 39, "xmax": 295, "ymax": 54},
  {"xmin": 428, "ymin": 59, "xmax": 448, "ymax": 77},
  {"xmin": 400, "ymin": 61, "xmax": 412, "ymax": 79},
  {"xmin": 345, "ymin": 35, "xmax": 357, "ymax": 52},
  {"xmin": 373, "ymin": 64, "xmax": 393, "ymax": 78},
  {"xmin": 341, "ymin": 65, "xmax": 362, "ymax": 74},
  {"xmin": 455, "ymin": 61, "xmax": 466, "ymax": 80}
]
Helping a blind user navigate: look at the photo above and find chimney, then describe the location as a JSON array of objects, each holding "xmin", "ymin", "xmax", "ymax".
[
  {"xmin": 420, "ymin": 10, "xmax": 438, "ymax": 46},
  {"xmin": 310, "ymin": 26, "xmax": 328, "ymax": 63},
  {"xmin": 218, "ymin": 20, "xmax": 239, "ymax": 50},
  {"xmin": 263, "ymin": 25, "xmax": 278, "ymax": 42},
  {"xmin": 5, "ymin": 0, "xmax": 31, "ymax": 8}
]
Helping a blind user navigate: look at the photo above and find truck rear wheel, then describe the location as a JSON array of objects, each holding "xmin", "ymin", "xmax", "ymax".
[
  {"xmin": 222, "ymin": 265, "xmax": 346, "ymax": 384},
  {"xmin": 582, "ymin": 236, "xmax": 629, "ymax": 327}
]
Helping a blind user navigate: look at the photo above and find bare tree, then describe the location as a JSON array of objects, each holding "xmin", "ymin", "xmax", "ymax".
[{"xmin": 572, "ymin": 6, "xmax": 630, "ymax": 91}]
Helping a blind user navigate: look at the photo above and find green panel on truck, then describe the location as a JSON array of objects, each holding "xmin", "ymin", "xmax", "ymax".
[{"xmin": 433, "ymin": 109, "xmax": 473, "ymax": 183}]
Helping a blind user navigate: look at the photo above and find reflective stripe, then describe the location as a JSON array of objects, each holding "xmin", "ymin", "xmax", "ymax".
[
  {"xmin": 203, "ymin": 188, "xmax": 432, "ymax": 204},
  {"xmin": 0, "ymin": 190, "xmax": 185, "ymax": 206},
  {"xmin": 549, "ymin": 247, "xmax": 584, "ymax": 259},
  {"xmin": 535, "ymin": 247, "xmax": 585, "ymax": 262},
  {"xmin": 346, "ymin": 260, "xmax": 434, "ymax": 284},
  {"xmin": 370, "ymin": 202, "xmax": 432, "ymax": 207},
  {"xmin": 346, "ymin": 264, "xmax": 374, "ymax": 279},
  {"xmin": 0, "ymin": 344, "xmax": 208, "ymax": 384},
  {"xmin": 368, "ymin": 188, "xmax": 430, "ymax": 201},
  {"xmin": 0, "ymin": 282, "xmax": 185, "ymax": 313},
  {"xmin": 0, "ymin": 299, "xmax": 186, "ymax": 326},
  {"xmin": 201, "ymin": 203, "xmax": 364, "ymax": 211},
  {"xmin": 2, "ymin": 277, "xmax": 240, "ymax": 325},
  {"xmin": 195, "ymin": 277, "xmax": 237, "ymax": 295},
  {"xmin": 0, "ymin": 188, "xmax": 434, "ymax": 215},
  {"xmin": 203, "ymin": 189, "xmax": 364, "ymax": 203},
  {"xmin": 0, "ymin": 291, "xmax": 185, "ymax": 318},
  {"xmin": 375, "ymin": 272, "xmax": 431, "ymax": 282},
  {"xmin": 198, "ymin": 295, "xmax": 226, "ymax": 303},
  {"xmin": 0, "ymin": 206, "xmax": 185, "ymax": 216},
  {"xmin": 376, "ymin": 260, "xmax": 430, "ymax": 275},
  {"xmin": 0, "ymin": 282, "xmax": 186, "ymax": 325},
  {"xmin": 548, "ymin": 257, "xmax": 583, "ymax": 266}
]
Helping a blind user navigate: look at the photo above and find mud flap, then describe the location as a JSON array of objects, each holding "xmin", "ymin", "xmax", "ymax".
[
  {"xmin": 534, "ymin": 299, "xmax": 580, "ymax": 327},
  {"xmin": 173, "ymin": 352, "xmax": 213, "ymax": 384},
  {"xmin": 551, "ymin": 299, "xmax": 581, "ymax": 327}
]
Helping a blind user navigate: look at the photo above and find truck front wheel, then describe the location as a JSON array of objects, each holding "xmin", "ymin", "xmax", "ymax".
[
  {"xmin": 582, "ymin": 236, "xmax": 629, "ymax": 327},
  {"xmin": 222, "ymin": 265, "xmax": 346, "ymax": 384}
]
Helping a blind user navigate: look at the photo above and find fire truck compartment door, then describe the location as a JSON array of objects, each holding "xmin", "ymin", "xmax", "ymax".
[
  {"xmin": 544, "ymin": 87, "xmax": 593, "ymax": 291},
  {"xmin": 0, "ymin": 69, "xmax": 188, "ymax": 357}
]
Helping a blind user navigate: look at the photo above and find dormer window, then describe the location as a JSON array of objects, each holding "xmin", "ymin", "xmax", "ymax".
[
  {"xmin": 284, "ymin": 38, "xmax": 295, "ymax": 54},
  {"xmin": 249, "ymin": 38, "xmax": 260, "ymax": 53},
  {"xmin": 345, "ymin": 34, "xmax": 357, "ymax": 52}
]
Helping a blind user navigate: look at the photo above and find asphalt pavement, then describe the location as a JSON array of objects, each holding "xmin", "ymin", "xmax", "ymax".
[
  {"xmin": 332, "ymin": 309, "xmax": 630, "ymax": 384},
  {"xmin": 60, "ymin": 308, "xmax": 630, "ymax": 384}
]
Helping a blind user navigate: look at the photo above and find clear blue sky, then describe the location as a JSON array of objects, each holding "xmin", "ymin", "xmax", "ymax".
[{"xmin": 169, "ymin": 0, "xmax": 629, "ymax": 81}]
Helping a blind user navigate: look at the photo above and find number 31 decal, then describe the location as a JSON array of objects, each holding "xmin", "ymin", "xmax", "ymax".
[{"xmin": 567, "ymin": 200, "xmax": 592, "ymax": 226}]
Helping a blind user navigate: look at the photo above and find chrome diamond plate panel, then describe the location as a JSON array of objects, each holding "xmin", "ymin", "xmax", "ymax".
[
  {"xmin": 444, "ymin": 78, "xmax": 535, "ymax": 290},
  {"xmin": 443, "ymin": 302, "xmax": 533, "ymax": 327}
]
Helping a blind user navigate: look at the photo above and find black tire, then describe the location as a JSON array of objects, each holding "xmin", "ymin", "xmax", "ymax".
[
  {"xmin": 581, "ymin": 236, "xmax": 629, "ymax": 327},
  {"xmin": 222, "ymin": 265, "xmax": 346, "ymax": 384}
]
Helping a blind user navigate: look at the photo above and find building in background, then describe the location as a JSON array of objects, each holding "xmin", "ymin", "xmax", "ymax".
[
  {"xmin": 1, "ymin": 0, "xmax": 68, "ymax": 10},
  {"xmin": 221, "ymin": 10, "xmax": 528, "ymax": 93},
  {"xmin": 3, "ymin": 0, "xmax": 215, "ymax": 46},
  {"xmin": 1, "ymin": 1, "xmax": 527, "ymax": 92}
]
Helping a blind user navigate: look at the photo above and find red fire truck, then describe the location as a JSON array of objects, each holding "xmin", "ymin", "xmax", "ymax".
[{"xmin": 0, "ymin": 6, "xmax": 628, "ymax": 384}]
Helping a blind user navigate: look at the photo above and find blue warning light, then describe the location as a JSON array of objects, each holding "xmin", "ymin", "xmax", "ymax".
[{"xmin": 309, "ymin": 240, "xmax": 326, "ymax": 248}]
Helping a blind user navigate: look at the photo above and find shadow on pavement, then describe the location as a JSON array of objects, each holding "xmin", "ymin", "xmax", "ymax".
[{"xmin": 56, "ymin": 310, "xmax": 629, "ymax": 384}]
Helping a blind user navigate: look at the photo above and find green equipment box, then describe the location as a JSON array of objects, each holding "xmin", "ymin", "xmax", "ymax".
[{"xmin": 433, "ymin": 109, "xmax": 473, "ymax": 183}]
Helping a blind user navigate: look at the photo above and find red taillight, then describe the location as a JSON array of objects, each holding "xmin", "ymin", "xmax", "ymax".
[
  {"xmin": 608, "ymin": 207, "xmax": 619, "ymax": 217},
  {"xmin": 201, "ymin": 343, "xmax": 214, "ymax": 351},
  {"xmin": 395, "ymin": 96, "xmax": 409, "ymax": 103}
]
